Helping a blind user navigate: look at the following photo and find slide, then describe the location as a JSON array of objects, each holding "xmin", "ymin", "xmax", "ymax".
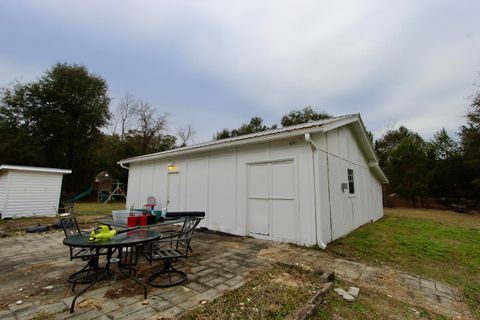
[{"xmin": 69, "ymin": 185, "xmax": 95, "ymax": 202}]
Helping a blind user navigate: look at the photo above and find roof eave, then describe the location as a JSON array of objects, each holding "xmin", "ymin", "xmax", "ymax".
[
  {"xmin": 0, "ymin": 165, "xmax": 72, "ymax": 174},
  {"xmin": 118, "ymin": 126, "xmax": 326, "ymax": 165}
]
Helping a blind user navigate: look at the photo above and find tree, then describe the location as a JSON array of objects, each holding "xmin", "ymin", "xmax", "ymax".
[
  {"xmin": 280, "ymin": 107, "xmax": 332, "ymax": 127},
  {"xmin": 214, "ymin": 128, "xmax": 232, "ymax": 140},
  {"xmin": 375, "ymin": 126, "xmax": 428, "ymax": 206},
  {"xmin": 114, "ymin": 93, "xmax": 138, "ymax": 139},
  {"xmin": 0, "ymin": 62, "xmax": 110, "ymax": 192},
  {"xmin": 177, "ymin": 124, "xmax": 195, "ymax": 147},
  {"xmin": 214, "ymin": 117, "xmax": 274, "ymax": 140},
  {"xmin": 460, "ymin": 89, "xmax": 480, "ymax": 197},
  {"xmin": 426, "ymin": 129, "xmax": 465, "ymax": 198},
  {"xmin": 127, "ymin": 101, "xmax": 176, "ymax": 154}
]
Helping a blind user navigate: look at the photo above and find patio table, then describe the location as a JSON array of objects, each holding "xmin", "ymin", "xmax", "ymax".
[
  {"xmin": 98, "ymin": 216, "xmax": 187, "ymax": 229},
  {"xmin": 63, "ymin": 229, "xmax": 161, "ymax": 313}
]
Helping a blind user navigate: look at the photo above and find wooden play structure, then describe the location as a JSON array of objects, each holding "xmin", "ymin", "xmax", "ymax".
[{"xmin": 94, "ymin": 171, "xmax": 127, "ymax": 203}]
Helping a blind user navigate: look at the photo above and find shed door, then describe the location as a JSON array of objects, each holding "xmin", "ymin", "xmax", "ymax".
[
  {"xmin": 247, "ymin": 164, "xmax": 270, "ymax": 235},
  {"xmin": 167, "ymin": 172, "xmax": 180, "ymax": 211},
  {"xmin": 247, "ymin": 161, "xmax": 297, "ymax": 241}
]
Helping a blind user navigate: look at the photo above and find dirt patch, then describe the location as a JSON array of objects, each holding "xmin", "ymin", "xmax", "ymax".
[
  {"xmin": 220, "ymin": 241, "xmax": 245, "ymax": 250},
  {"xmin": 0, "ymin": 217, "xmax": 59, "ymax": 237},
  {"xmin": 179, "ymin": 264, "xmax": 325, "ymax": 320},
  {"xmin": 258, "ymin": 244, "xmax": 473, "ymax": 319},
  {"xmin": 257, "ymin": 244, "xmax": 326, "ymax": 273},
  {"xmin": 273, "ymin": 272, "xmax": 302, "ymax": 288},
  {"xmin": 0, "ymin": 272, "xmax": 73, "ymax": 310},
  {"xmin": 77, "ymin": 298, "xmax": 103, "ymax": 310},
  {"xmin": 104, "ymin": 279, "xmax": 146, "ymax": 299},
  {"xmin": 308, "ymin": 283, "xmax": 449, "ymax": 320}
]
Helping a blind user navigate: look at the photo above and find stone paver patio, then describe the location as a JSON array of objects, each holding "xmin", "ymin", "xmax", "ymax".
[
  {"xmin": 0, "ymin": 230, "xmax": 472, "ymax": 319},
  {"xmin": 0, "ymin": 230, "xmax": 269, "ymax": 320}
]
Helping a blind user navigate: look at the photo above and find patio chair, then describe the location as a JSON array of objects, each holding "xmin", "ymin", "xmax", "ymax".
[
  {"xmin": 58, "ymin": 212, "xmax": 108, "ymax": 290},
  {"xmin": 144, "ymin": 217, "xmax": 201, "ymax": 287}
]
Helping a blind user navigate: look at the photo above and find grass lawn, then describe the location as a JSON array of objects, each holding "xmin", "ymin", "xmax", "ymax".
[
  {"xmin": 0, "ymin": 201, "xmax": 126, "ymax": 236},
  {"xmin": 308, "ymin": 281, "xmax": 448, "ymax": 320},
  {"xmin": 179, "ymin": 264, "xmax": 324, "ymax": 320},
  {"xmin": 73, "ymin": 201, "xmax": 126, "ymax": 224},
  {"xmin": 327, "ymin": 208, "xmax": 480, "ymax": 318},
  {"xmin": 74, "ymin": 201, "xmax": 126, "ymax": 216}
]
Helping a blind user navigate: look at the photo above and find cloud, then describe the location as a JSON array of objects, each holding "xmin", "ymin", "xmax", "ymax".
[{"xmin": 0, "ymin": 0, "xmax": 479, "ymax": 142}]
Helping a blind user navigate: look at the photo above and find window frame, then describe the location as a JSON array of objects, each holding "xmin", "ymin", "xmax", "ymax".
[{"xmin": 347, "ymin": 168, "xmax": 355, "ymax": 197}]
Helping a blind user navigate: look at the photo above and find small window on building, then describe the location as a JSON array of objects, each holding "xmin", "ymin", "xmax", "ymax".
[{"xmin": 347, "ymin": 169, "xmax": 355, "ymax": 195}]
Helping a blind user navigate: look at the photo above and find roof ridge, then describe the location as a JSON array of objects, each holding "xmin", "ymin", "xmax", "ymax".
[{"xmin": 119, "ymin": 114, "xmax": 358, "ymax": 164}]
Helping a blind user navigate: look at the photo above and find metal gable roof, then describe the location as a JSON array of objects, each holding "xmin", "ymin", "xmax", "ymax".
[
  {"xmin": 118, "ymin": 114, "xmax": 355, "ymax": 164},
  {"xmin": 0, "ymin": 165, "xmax": 72, "ymax": 174},
  {"xmin": 117, "ymin": 113, "xmax": 388, "ymax": 184}
]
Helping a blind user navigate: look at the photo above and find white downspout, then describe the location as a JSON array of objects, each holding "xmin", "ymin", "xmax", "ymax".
[{"xmin": 304, "ymin": 133, "xmax": 327, "ymax": 250}]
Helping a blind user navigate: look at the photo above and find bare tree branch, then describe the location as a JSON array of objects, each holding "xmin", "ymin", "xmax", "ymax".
[
  {"xmin": 115, "ymin": 93, "xmax": 138, "ymax": 139},
  {"xmin": 134, "ymin": 101, "xmax": 169, "ymax": 154},
  {"xmin": 177, "ymin": 124, "xmax": 196, "ymax": 147}
]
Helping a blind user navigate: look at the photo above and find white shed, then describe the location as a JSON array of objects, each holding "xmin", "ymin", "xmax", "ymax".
[
  {"xmin": 118, "ymin": 114, "xmax": 388, "ymax": 246},
  {"xmin": 0, "ymin": 165, "xmax": 72, "ymax": 219}
]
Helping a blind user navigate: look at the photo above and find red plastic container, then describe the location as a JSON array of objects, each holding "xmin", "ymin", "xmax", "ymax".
[
  {"xmin": 139, "ymin": 215, "xmax": 148, "ymax": 226},
  {"xmin": 127, "ymin": 216, "xmax": 137, "ymax": 227}
]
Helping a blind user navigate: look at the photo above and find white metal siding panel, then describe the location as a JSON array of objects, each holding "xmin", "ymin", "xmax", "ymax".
[
  {"xmin": 312, "ymin": 133, "xmax": 332, "ymax": 243},
  {"xmin": 208, "ymin": 150, "xmax": 236, "ymax": 233},
  {"xmin": 126, "ymin": 164, "xmax": 141, "ymax": 209},
  {"xmin": 185, "ymin": 156, "xmax": 209, "ymax": 212},
  {"xmin": 0, "ymin": 172, "xmax": 8, "ymax": 215},
  {"xmin": 167, "ymin": 172, "xmax": 181, "ymax": 211},
  {"xmin": 270, "ymin": 161, "xmax": 297, "ymax": 242},
  {"xmin": 338, "ymin": 127, "xmax": 349, "ymax": 159},
  {"xmin": 138, "ymin": 161, "xmax": 155, "ymax": 207},
  {"xmin": 315, "ymin": 126, "xmax": 384, "ymax": 242},
  {"xmin": 122, "ymin": 123, "xmax": 383, "ymax": 246},
  {"xmin": 152, "ymin": 160, "xmax": 169, "ymax": 208},
  {"xmin": 236, "ymin": 143, "xmax": 270, "ymax": 236},
  {"xmin": 4, "ymin": 171, "xmax": 63, "ymax": 218},
  {"xmin": 326, "ymin": 129, "xmax": 340, "ymax": 156},
  {"xmin": 247, "ymin": 163, "xmax": 270, "ymax": 235},
  {"xmin": 270, "ymin": 138, "xmax": 316, "ymax": 245}
]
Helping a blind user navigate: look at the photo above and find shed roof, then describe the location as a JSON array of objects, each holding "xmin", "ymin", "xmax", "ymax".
[
  {"xmin": 0, "ymin": 165, "xmax": 72, "ymax": 174},
  {"xmin": 118, "ymin": 114, "xmax": 388, "ymax": 183}
]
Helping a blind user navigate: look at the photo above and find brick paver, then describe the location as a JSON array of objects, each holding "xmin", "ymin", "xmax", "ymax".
[
  {"xmin": 258, "ymin": 244, "xmax": 473, "ymax": 320},
  {"xmin": 0, "ymin": 230, "xmax": 471, "ymax": 319},
  {"xmin": 0, "ymin": 231, "xmax": 269, "ymax": 319}
]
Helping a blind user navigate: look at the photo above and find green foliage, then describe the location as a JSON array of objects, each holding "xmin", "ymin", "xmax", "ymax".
[
  {"xmin": 426, "ymin": 129, "xmax": 466, "ymax": 198},
  {"xmin": 0, "ymin": 65, "xmax": 178, "ymax": 194},
  {"xmin": 214, "ymin": 116, "xmax": 274, "ymax": 140},
  {"xmin": 460, "ymin": 89, "xmax": 480, "ymax": 197},
  {"xmin": 280, "ymin": 106, "xmax": 332, "ymax": 127},
  {"xmin": 214, "ymin": 107, "xmax": 332, "ymax": 140},
  {"xmin": 327, "ymin": 211, "xmax": 480, "ymax": 316},
  {"xmin": 375, "ymin": 126, "xmax": 428, "ymax": 205},
  {"xmin": 0, "ymin": 62, "xmax": 110, "ymax": 192}
]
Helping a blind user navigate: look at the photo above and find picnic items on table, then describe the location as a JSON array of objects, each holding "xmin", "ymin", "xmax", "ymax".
[
  {"xmin": 125, "ymin": 207, "xmax": 166, "ymax": 227},
  {"xmin": 88, "ymin": 225, "xmax": 117, "ymax": 241}
]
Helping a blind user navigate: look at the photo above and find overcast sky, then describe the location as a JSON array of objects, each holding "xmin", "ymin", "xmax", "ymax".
[{"xmin": 1, "ymin": 0, "xmax": 479, "ymax": 142}]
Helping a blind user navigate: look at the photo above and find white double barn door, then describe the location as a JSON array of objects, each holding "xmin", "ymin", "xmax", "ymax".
[{"xmin": 247, "ymin": 160, "xmax": 298, "ymax": 242}]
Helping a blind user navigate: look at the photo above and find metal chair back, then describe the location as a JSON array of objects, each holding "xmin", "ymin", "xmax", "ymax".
[
  {"xmin": 176, "ymin": 217, "xmax": 201, "ymax": 254},
  {"xmin": 146, "ymin": 216, "xmax": 202, "ymax": 288},
  {"xmin": 58, "ymin": 213, "xmax": 82, "ymax": 238}
]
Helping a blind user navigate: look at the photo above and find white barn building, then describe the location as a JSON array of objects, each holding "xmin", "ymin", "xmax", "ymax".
[
  {"xmin": 118, "ymin": 114, "xmax": 388, "ymax": 247},
  {"xmin": 0, "ymin": 165, "xmax": 71, "ymax": 219}
]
